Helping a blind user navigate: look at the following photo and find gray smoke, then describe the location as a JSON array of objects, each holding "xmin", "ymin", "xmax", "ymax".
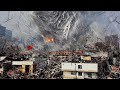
[
  {"xmin": 1, "ymin": 11, "xmax": 120, "ymax": 51},
  {"xmin": 32, "ymin": 11, "xmax": 106, "ymax": 51}
]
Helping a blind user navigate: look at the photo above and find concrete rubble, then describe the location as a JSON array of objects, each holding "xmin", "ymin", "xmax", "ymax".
[{"xmin": 0, "ymin": 34, "xmax": 120, "ymax": 79}]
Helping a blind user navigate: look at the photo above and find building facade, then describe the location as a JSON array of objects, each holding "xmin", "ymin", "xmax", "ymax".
[
  {"xmin": 12, "ymin": 61, "xmax": 33, "ymax": 73},
  {"xmin": 0, "ymin": 25, "xmax": 12, "ymax": 41},
  {"xmin": 0, "ymin": 25, "xmax": 6, "ymax": 37},
  {"xmin": 5, "ymin": 29, "xmax": 12, "ymax": 41},
  {"xmin": 61, "ymin": 62, "xmax": 98, "ymax": 79}
]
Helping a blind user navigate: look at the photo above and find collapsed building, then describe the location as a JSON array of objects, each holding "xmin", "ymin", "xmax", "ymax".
[
  {"xmin": 105, "ymin": 35, "xmax": 119, "ymax": 51},
  {"xmin": 0, "ymin": 52, "xmax": 39, "ymax": 78},
  {"xmin": 0, "ymin": 33, "xmax": 119, "ymax": 79}
]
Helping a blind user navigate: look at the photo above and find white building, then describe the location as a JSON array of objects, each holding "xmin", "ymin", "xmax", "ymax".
[
  {"xmin": 0, "ymin": 56, "xmax": 6, "ymax": 61},
  {"xmin": 0, "ymin": 56, "xmax": 6, "ymax": 75},
  {"xmin": 61, "ymin": 62, "xmax": 98, "ymax": 79}
]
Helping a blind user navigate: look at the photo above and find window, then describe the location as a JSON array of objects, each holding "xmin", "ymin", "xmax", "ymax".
[
  {"xmin": 87, "ymin": 72, "xmax": 92, "ymax": 78},
  {"xmin": 78, "ymin": 65, "xmax": 82, "ymax": 69},
  {"xmin": 78, "ymin": 72, "xmax": 82, "ymax": 76},
  {"xmin": 71, "ymin": 71, "xmax": 77, "ymax": 75}
]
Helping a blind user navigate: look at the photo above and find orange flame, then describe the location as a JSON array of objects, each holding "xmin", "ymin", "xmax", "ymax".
[{"xmin": 45, "ymin": 37, "xmax": 54, "ymax": 43}]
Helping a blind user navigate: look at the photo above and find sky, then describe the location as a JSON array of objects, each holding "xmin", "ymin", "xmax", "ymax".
[{"xmin": 0, "ymin": 11, "xmax": 39, "ymax": 40}]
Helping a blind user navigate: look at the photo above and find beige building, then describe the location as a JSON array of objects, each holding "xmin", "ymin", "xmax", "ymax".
[
  {"xmin": 61, "ymin": 62, "xmax": 98, "ymax": 79},
  {"xmin": 12, "ymin": 61, "xmax": 33, "ymax": 73},
  {"xmin": 82, "ymin": 56, "xmax": 91, "ymax": 61},
  {"xmin": 0, "ymin": 67, "xmax": 3, "ymax": 75}
]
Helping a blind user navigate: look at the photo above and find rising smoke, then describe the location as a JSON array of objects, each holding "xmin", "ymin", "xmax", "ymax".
[
  {"xmin": 32, "ymin": 11, "xmax": 107, "ymax": 51},
  {"xmin": 1, "ymin": 11, "xmax": 120, "ymax": 51}
]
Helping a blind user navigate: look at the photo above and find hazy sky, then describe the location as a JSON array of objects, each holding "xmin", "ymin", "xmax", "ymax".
[{"xmin": 0, "ymin": 11, "xmax": 39, "ymax": 40}]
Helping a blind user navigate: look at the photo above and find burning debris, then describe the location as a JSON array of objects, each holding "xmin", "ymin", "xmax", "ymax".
[{"xmin": 44, "ymin": 37, "xmax": 54, "ymax": 43}]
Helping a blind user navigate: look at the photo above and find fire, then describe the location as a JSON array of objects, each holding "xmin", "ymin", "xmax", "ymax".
[{"xmin": 45, "ymin": 37, "xmax": 54, "ymax": 43}]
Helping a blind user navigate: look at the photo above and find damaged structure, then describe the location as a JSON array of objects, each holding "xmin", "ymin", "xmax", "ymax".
[
  {"xmin": 61, "ymin": 62, "xmax": 98, "ymax": 79},
  {"xmin": 12, "ymin": 61, "xmax": 33, "ymax": 73}
]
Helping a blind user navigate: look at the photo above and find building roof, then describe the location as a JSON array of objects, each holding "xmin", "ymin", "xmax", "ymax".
[
  {"xmin": 12, "ymin": 61, "xmax": 33, "ymax": 65},
  {"xmin": 0, "ymin": 56, "xmax": 6, "ymax": 61}
]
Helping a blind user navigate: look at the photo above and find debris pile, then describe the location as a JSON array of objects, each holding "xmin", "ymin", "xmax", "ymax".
[{"xmin": 38, "ymin": 59, "xmax": 63, "ymax": 79}]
